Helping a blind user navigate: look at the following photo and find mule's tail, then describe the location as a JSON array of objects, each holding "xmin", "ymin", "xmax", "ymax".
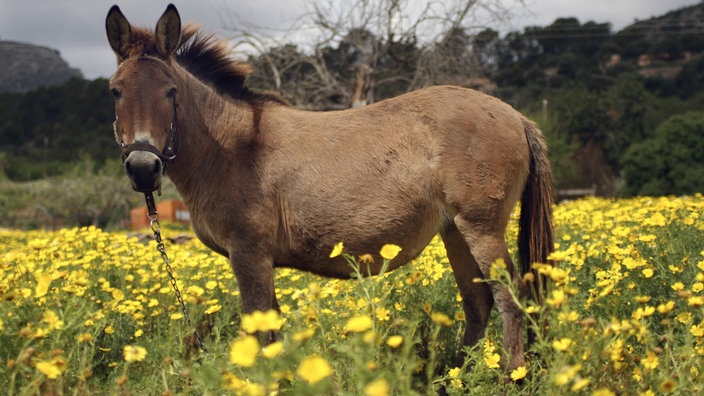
[{"xmin": 518, "ymin": 117, "xmax": 554, "ymax": 305}]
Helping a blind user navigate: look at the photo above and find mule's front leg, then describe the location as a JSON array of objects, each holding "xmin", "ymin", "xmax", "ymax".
[{"xmin": 230, "ymin": 252, "xmax": 279, "ymax": 344}]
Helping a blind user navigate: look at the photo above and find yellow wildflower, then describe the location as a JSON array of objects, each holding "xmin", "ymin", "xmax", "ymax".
[
  {"xmin": 386, "ymin": 335, "xmax": 403, "ymax": 348},
  {"xmin": 375, "ymin": 307, "xmax": 390, "ymax": 321},
  {"xmin": 42, "ymin": 310, "xmax": 64, "ymax": 331},
  {"xmin": 345, "ymin": 315, "xmax": 373, "ymax": 333},
  {"xmin": 77, "ymin": 333, "xmax": 92, "ymax": 343},
  {"xmin": 241, "ymin": 310, "xmax": 282, "ymax": 334},
  {"xmin": 229, "ymin": 336, "xmax": 259, "ymax": 367},
  {"xmin": 364, "ymin": 378, "xmax": 389, "ymax": 396},
  {"xmin": 641, "ymin": 352, "xmax": 659, "ymax": 370},
  {"xmin": 547, "ymin": 289, "xmax": 566, "ymax": 307},
  {"xmin": 430, "ymin": 312, "xmax": 453, "ymax": 327},
  {"xmin": 123, "ymin": 345, "xmax": 147, "ymax": 363},
  {"xmin": 552, "ymin": 338, "xmax": 572, "ymax": 352},
  {"xmin": 262, "ymin": 341, "xmax": 284, "ymax": 359},
  {"xmin": 297, "ymin": 355, "xmax": 332, "ymax": 384},
  {"xmin": 510, "ymin": 366, "xmax": 527, "ymax": 381},
  {"xmin": 36, "ymin": 356, "xmax": 67, "ymax": 379},
  {"xmin": 35, "ymin": 274, "xmax": 51, "ymax": 298},
  {"xmin": 292, "ymin": 327, "xmax": 315, "ymax": 342},
  {"xmin": 329, "ymin": 242, "xmax": 344, "ymax": 258},
  {"xmin": 571, "ymin": 377, "xmax": 590, "ymax": 391},
  {"xmin": 379, "ymin": 244, "xmax": 402, "ymax": 260},
  {"xmin": 204, "ymin": 304, "xmax": 222, "ymax": 315}
]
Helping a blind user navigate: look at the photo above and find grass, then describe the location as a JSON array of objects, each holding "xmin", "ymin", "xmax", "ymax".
[{"xmin": 0, "ymin": 194, "xmax": 703, "ymax": 395}]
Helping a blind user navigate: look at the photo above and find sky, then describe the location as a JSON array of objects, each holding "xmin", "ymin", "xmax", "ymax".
[{"xmin": 0, "ymin": 0, "xmax": 700, "ymax": 80}]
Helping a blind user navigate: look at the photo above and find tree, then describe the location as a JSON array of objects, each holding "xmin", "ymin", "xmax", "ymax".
[
  {"xmin": 227, "ymin": 0, "xmax": 524, "ymax": 109},
  {"xmin": 622, "ymin": 112, "xmax": 704, "ymax": 196}
]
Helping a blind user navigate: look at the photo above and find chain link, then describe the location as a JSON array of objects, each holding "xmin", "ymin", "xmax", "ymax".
[{"xmin": 150, "ymin": 215, "xmax": 208, "ymax": 353}]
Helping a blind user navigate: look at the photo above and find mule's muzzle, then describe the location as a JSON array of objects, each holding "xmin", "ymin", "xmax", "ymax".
[{"xmin": 124, "ymin": 150, "xmax": 163, "ymax": 193}]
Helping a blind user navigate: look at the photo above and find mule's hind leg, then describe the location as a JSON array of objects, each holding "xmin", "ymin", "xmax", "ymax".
[
  {"xmin": 440, "ymin": 224, "xmax": 493, "ymax": 358},
  {"xmin": 453, "ymin": 214, "xmax": 528, "ymax": 372}
]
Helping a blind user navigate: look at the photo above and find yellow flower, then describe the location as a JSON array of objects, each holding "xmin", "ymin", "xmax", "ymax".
[
  {"xmin": 111, "ymin": 289, "xmax": 125, "ymax": 301},
  {"xmin": 547, "ymin": 289, "xmax": 566, "ymax": 307},
  {"xmin": 386, "ymin": 335, "xmax": 403, "ymax": 348},
  {"xmin": 659, "ymin": 379, "xmax": 676, "ymax": 393},
  {"xmin": 364, "ymin": 378, "xmax": 389, "ymax": 396},
  {"xmin": 484, "ymin": 352, "xmax": 501, "ymax": 369},
  {"xmin": 104, "ymin": 325, "xmax": 115, "ymax": 335},
  {"xmin": 204, "ymin": 304, "xmax": 222, "ymax": 315},
  {"xmin": 229, "ymin": 336, "xmax": 260, "ymax": 367},
  {"xmin": 345, "ymin": 315, "xmax": 373, "ymax": 333},
  {"xmin": 672, "ymin": 282, "xmax": 685, "ymax": 291},
  {"xmin": 36, "ymin": 356, "xmax": 67, "ymax": 379},
  {"xmin": 262, "ymin": 341, "xmax": 284, "ymax": 359},
  {"xmin": 448, "ymin": 367, "xmax": 461, "ymax": 378},
  {"xmin": 297, "ymin": 355, "xmax": 332, "ymax": 384},
  {"xmin": 123, "ymin": 345, "xmax": 147, "ymax": 363},
  {"xmin": 552, "ymin": 338, "xmax": 572, "ymax": 352},
  {"xmin": 571, "ymin": 377, "xmax": 590, "ymax": 391},
  {"xmin": 490, "ymin": 258, "xmax": 507, "ymax": 279},
  {"xmin": 641, "ymin": 352, "xmax": 659, "ymax": 370},
  {"xmin": 379, "ymin": 244, "xmax": 402, "ymax": 260},
  {"xmin": 642, "ymin": 268, "xmax": 654, "ymax": 278},
  {"xmin": 430, "ymin": 312, "xmax": 453, "ymax": 327},
  {"xmin": 77, "ymin": 333, "xmax": 92, "ymax": 343},
  {"xmin": 691, "ymin": 323, "xmax": 704, "ymax": 337},
  {"xmin": 241, "ymin": 310, "xmax": 282, "ymax": 333},
  {"xmin": 510, "ymin": 366, "xmax": 527, "ymax": 381},
  {"xmin": 42, "ymin": 310, "xmax": 64, "ymax": 331},
  {"xmin": 375, "ymin": 307, "xmax": 390, "ymax": 321},
  {"xmin": 292, "ymin": 327, "xmax": 316, "ymax": 342},
  {"xmin": 35, "ymin": 274, "xmax": 51, "ymax": 298},
  {"xmin": 329, "ymin": 242, "xmax": 344, "ymax": 258},
  {"xmin": 657, "ymin": 301, "xmax": 675, "ymax": 314},
  {"xmin": 592, "ymin": 388, "xmax": 616, "ymax": 396},
  {"xmin": 688, "ymin": 296, "xmax": 704, "ymax": 306}
]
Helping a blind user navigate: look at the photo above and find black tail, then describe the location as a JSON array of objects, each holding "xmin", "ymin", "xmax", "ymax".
[{"xmin": 518, "ymin": 117, "xmax": 555, "ymax": 304}]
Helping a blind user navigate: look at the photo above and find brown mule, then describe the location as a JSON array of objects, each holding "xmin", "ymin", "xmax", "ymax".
[{"xmin": 106, "ymin": 4, "xmax": 554, "ymax": 372}]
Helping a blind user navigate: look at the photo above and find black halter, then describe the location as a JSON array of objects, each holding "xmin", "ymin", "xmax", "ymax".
[{"xmin": 113, "ymin": 98, "xmax": 178, "ymax": 167}]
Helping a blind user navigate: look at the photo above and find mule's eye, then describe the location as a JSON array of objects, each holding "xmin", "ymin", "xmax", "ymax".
[
  {"xmin": 166, "ymin": 87, "xmax": 177, "ymax": 98},
  {"xmin": 110, "ymin": 88, "xmax": 122, "ymax": 99}
]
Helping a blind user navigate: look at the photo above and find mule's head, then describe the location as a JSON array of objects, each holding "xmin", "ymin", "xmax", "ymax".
[{"xmin": 106, "ymin": 4, "xmax": 182, "ymax": 193}]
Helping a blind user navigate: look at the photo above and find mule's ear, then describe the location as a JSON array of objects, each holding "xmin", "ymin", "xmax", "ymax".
[
  {"xmin": 106, "ymin": 5, "xmax": 131, "ymax": 60},
  {"xmin": 155, "ymin": 4, "xmax": 181, "ymax": 57}
]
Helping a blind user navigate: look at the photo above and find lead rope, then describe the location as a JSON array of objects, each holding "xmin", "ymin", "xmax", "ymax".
[{"xmin": 144, "ymin": 192, "xmax": 208, "ymax": 353}]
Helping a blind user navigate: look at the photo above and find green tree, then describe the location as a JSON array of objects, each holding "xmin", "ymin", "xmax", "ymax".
[{"xmin": 622, "ymin": 111, "xmax": 704, "ymax": 196}]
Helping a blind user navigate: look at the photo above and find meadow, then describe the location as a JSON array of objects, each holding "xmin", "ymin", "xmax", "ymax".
[{"xmin": 1, "ymin": 195, "xmax": 703, "ymax": 395}]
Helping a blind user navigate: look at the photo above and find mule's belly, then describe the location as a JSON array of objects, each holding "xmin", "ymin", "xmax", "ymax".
[{"xmin": 277, "ymin": 184, "xmax": 450, "ymax": 278}]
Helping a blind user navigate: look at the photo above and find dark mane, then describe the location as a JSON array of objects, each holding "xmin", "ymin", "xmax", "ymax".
[{"xmin": 175, "ymin": 24, "xmax": 286, "ymax": 104}]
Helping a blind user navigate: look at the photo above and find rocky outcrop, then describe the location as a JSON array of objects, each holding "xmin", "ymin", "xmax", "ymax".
[{"xmin": 0, "ymin": 40, "xmax": 82, "ymax": 93}]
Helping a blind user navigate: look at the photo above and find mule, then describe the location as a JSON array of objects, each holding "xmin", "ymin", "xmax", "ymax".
[{"xmin": 105, "ymin": 4, "xmax": 554, "ymax": 372}]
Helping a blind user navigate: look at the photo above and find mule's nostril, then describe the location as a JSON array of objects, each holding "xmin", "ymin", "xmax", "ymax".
[
  {"xmin": 124, "ymin": 161, "xmax": 133, "ymax": 176},
  {"xmin": 152, "ymin": 159, "xmax": 162, "ymax": 176}
]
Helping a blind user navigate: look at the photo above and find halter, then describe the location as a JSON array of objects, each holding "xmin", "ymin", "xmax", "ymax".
[{"xmin": 113, "ymin": 97, "xmax": 178, "ymax": 167}]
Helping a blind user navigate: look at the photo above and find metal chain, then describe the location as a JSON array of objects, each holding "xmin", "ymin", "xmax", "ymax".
[{"xmin": 149, "ymin": 212, "xmax": 208, "ymax": 353}]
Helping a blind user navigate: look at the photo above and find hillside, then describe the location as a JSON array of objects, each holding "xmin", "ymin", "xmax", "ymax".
[{"xmin": 0, "ymin": 40, "xmax": 82, "ymax": 93}]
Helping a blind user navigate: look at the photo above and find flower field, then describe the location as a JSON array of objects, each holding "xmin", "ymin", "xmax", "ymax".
[{"xmin": 1, "ymin": 195, "xmax": 703, "ymax": 395}]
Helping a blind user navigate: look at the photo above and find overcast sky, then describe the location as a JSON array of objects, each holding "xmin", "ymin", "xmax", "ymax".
[{"xmin": 0, "ymin": 0, "xmax": 699, "ymax": 80}]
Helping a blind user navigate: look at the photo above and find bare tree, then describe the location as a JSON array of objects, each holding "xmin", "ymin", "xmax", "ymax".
[{"xmin": 224, "ymin": 0, "xmax": 523, "ymax": 109}]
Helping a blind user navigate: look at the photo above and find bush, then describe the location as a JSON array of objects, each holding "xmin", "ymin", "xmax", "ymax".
[{"xmin": 623, "ymin": 111, "xmax": 704, "ymax": 196}]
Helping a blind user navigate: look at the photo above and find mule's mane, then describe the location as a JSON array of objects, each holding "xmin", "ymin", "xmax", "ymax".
[{"xmin": 127, "ymin": 24, "xmax": 285, "ymax": 104}]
